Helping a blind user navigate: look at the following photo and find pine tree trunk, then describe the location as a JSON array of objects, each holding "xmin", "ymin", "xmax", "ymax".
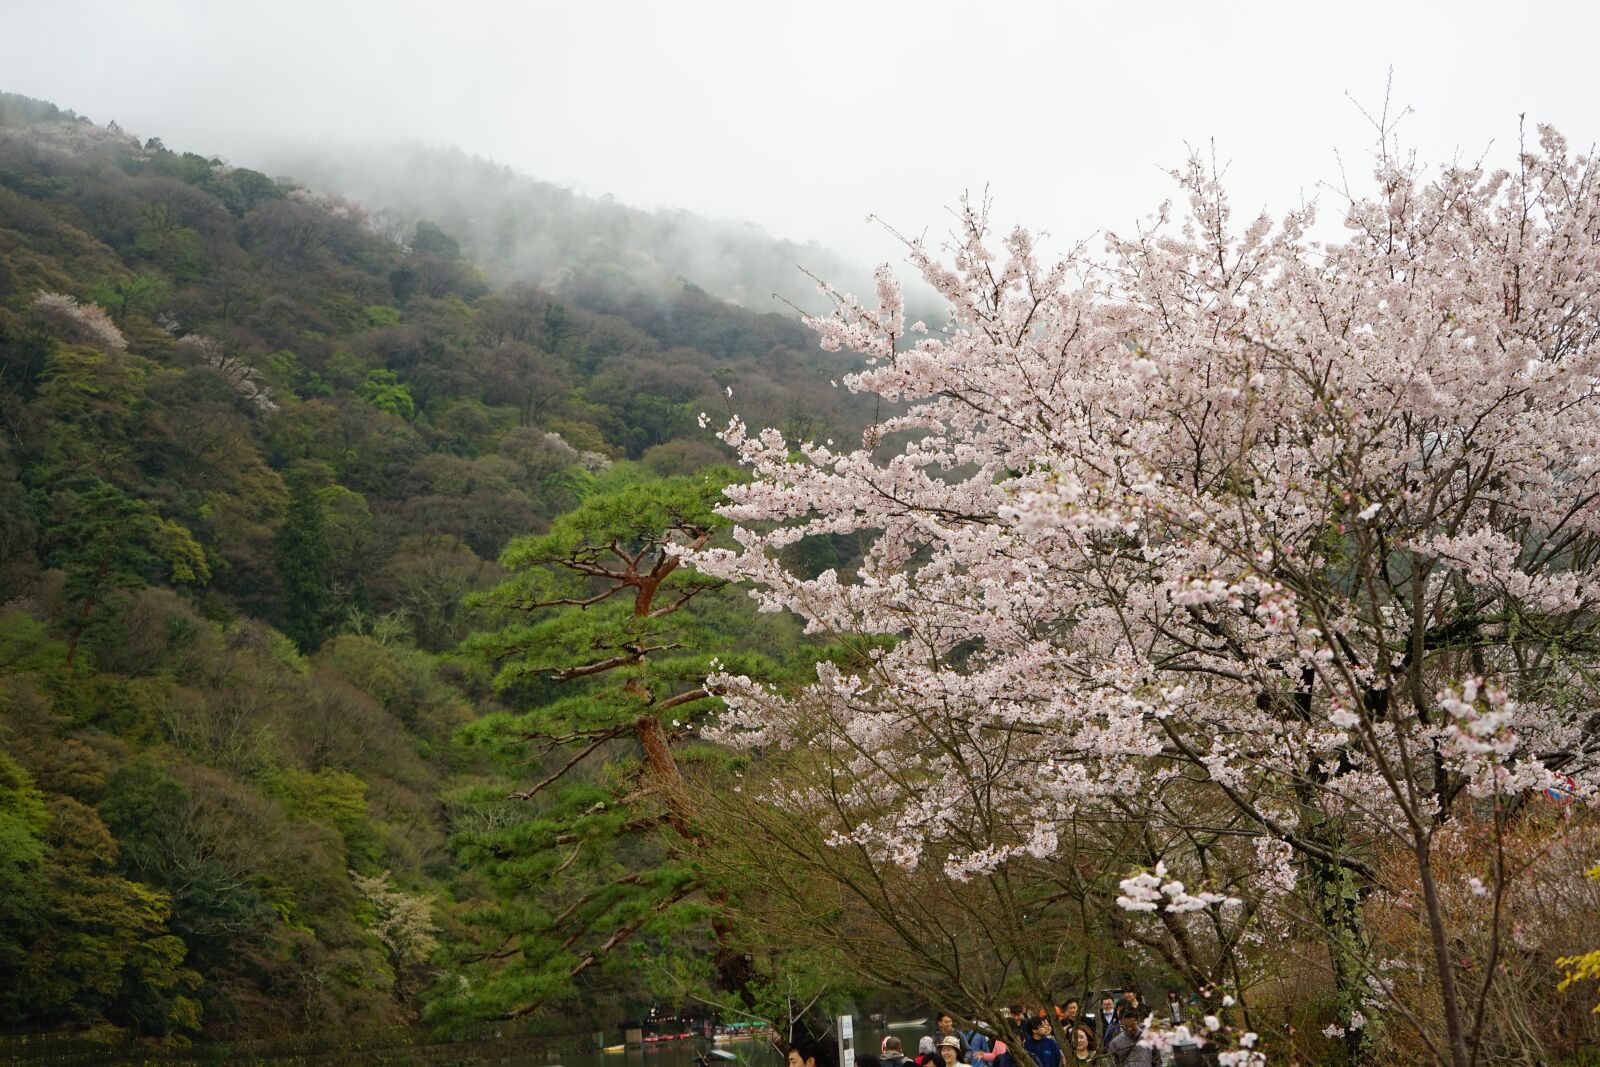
[{"xmin": 64, "ymin": 554, "xmax": 110, "ymax": 671}]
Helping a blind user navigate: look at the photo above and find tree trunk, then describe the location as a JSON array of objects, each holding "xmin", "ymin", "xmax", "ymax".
[
  {"xmin": 64, "ymin": 554, "xmax": 110, "ymax": 671},
  {"xmin": 634, "ymin": 712, "xmax": 695, "ymax": 840},
  {"xmin": 1303, "ymin": 825, "xmax": 1378, "ymax": 1065},
  {"xmin": 1415, "ymin": 833, "xmax": 1470, "ymax": 1067}
]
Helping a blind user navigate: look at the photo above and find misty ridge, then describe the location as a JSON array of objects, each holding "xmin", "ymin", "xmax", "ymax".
[
  {"xmin": 255, "ymin": 139, "xmax": 939, "ymax": 323},
  {"xmin": 0, "ymin": 89, "xmax": 902, "ymax": 455},
  {"xmin": 1, "ymin": 89, "xmax": 938, "ymax": 335}
]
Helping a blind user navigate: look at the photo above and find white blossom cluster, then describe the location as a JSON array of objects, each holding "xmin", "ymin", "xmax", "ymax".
[
  {"xmin": 692, "ymin": 128, "xmax": 1600, "ymax": 1063},
  {"xmin": 32, "ymin": 291, "xmax": 126, "ymax": 352},
  {"xmin": 1116, "ymin": 862, "xmax": 1240, "ymax": 914}
]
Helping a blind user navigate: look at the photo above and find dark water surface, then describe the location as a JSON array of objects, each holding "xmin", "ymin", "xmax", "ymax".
[
  {"xmin": 0, "ymin": 1022, "xmax": 921, "ymax": 1065},
  {"xmin": 536, "ymin": 1024, "xmax": 912, "ymax": 1067}
]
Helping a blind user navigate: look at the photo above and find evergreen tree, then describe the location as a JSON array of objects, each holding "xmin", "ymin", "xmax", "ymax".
[
  {"xmin": 443, "ymin": 469, "xmax": 774, "ymax": 1022},
  {"xmin": 273, "ymin": 467, "xmax": 333, "ymax": 652},
  {"xmin": 40, "ymin": 475, "xmax": 208, "ymax": 670}
]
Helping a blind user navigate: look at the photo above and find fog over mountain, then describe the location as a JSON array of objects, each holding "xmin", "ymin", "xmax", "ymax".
[
  {"xmin": 254, "ymin": 138, "xmax": 899, "ymax": 317},
  {"xmin": 10, "ymin": 0, "xmax": 1600, "ymax": 296}
]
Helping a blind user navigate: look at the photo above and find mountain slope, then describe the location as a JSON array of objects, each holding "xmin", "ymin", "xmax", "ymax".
[
  {"xmin": 0, "ymin": 92, "xmax": 867, "ymax": 1048},
  {"xmin": 261, "ymin": 139, "xmax": 877, "ymax": 316}
]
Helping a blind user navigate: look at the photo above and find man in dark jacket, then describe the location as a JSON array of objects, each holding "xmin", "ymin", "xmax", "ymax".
[
  {"xmin": 1020, "ymin": 1016, "xmax": 1063, "ymax": 1067},
  {"xmin": 1096, "ymin": 997, "xmax": 1118, "ymax": 1046},
  {"xmin": 881, "ymin": 1035, "xmax": 913, "ymax": 1067}
]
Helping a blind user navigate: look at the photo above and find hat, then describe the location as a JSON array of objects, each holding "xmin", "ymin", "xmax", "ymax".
[
  {"xmin": 939, "ymin": 1037, "xmax": 962, "ymax": 1050},
  {"xmin": 919, "ymin": 1038, "xmax": 936, "ymax": 1055}
]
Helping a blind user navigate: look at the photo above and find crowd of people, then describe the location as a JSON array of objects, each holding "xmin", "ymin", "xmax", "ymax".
[
  {"xmin": 890, "ymin": 994, "xmax": 1216, "ymax": 1067},
  {"xmin": 783, "ymin": 991, "xmax": 1224, "ymax": 1067}
]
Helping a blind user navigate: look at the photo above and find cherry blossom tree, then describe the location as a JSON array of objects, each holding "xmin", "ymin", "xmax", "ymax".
[
  {"xmin": 691, "ymin": 124, "xmax": 1600, "ymax": 1067},
  {"xmin": 32, "ymin": 291, "xmax": 126, "ymax": 352}
]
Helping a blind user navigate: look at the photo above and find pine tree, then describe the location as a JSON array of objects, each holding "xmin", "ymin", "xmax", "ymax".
[
  {"xmin": 273, "ymin": 467, "xmax": 333, "ymax": 652},
  {"xmin": 443, "ymin": 469, "xmax": 773, "ymax": 1022},
  {"xmin": 40, "ymin": 475, "xmax": 208, "ymax": 670}
]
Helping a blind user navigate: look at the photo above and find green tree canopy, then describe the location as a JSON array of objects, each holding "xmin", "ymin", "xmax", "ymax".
[{"xmin": 443, "ymin": 469, "xmax": 777, "ymax": 1022}]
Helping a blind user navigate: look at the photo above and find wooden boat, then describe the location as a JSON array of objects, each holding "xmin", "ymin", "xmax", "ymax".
[{"xmin": 885, "ymin": 1019, "xmax": 928, "ymax": 1030}]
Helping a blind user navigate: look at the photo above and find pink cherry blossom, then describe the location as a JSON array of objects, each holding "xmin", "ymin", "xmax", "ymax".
[{"xmin": 694, "ymin": 124, "xmax": 1600, "ymax": 1067}]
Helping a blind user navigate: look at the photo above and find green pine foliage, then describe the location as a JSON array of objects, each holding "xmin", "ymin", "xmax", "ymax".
[
  {"xmin": 435, "ymin": 467, "xmax": 817, "ymax": 1024},
  {"xmin": 0, "ymin": 91, "xmax": 863, "ymax": 1049},
  {"xmin": 273, "ymin": 466, "xmax": 335, "ymax": 651}
]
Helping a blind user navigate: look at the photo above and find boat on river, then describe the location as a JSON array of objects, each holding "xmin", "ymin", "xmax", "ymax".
[
  {"xmin": 885, "ymin": 1019, "xmax": 927, "ymax": 1030},
  {"xmin": 713, "ymin": 1022, "xmax": 769, "ymax": 1043}
]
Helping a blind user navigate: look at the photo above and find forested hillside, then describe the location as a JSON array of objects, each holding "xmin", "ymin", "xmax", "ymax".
[
  {"xmin": 0, "ymin": 92, "xmax": 866, "ymax": 1050},
  {"xmin": 260, "ymin": 140, "xmax": 899, "ymax": 318}
]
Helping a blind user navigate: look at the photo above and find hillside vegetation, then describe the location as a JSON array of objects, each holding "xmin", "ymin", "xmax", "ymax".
[{"xmin": 0, "ymin": 91, "xmax": 864, "ymax": 1048}]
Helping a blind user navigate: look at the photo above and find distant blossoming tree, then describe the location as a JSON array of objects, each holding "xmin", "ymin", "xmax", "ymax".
[
  {"xmin": 32, "ymin": 291, "xmax": 126, "ymax": 352},
  {"xmin": 691, "ymin": 125, "xmax": 1600, "ymax": 1067},
  {"xmin": 175, "ymin": 334, "xmax": 277, "ymax": 414}
]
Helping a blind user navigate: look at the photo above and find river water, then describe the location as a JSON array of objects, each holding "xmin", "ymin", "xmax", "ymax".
[
  {"xmin": 545, "ymin": 1023, "xmax": 917, "ymax": 1067},
  {"xmin": 8, "ymin": 1019, "xmax": 928, "ymax": 1065}
]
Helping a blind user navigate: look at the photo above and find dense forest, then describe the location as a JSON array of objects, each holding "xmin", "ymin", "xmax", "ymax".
[{"xmin": 0, "ymin": 91, "xmax": 870, "ymax": 1052}]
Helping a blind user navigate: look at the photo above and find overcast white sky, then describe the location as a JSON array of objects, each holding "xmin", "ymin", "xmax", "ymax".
[{"xmin": 5, "ymin": 0, "xmax": 1600, "ymax": 263}]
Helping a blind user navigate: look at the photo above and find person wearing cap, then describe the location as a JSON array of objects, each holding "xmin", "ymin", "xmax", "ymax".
[{"xmin": 937, "ymin": 1035, "xmax": 965, "ymax": 1067}]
